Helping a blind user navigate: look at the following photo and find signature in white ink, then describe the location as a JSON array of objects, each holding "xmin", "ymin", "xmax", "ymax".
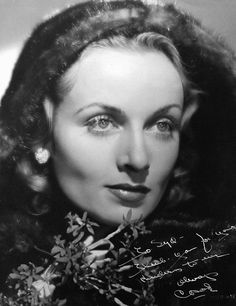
[
  {"xmin": 174, "ymin": 282, "xmax": 218, "ymax": 299},
  {"xmin": 135, "ymin": 257, "xmax": 166, "ymax": 270},
  {"xmin": 134, "ymin": 247, "xmax": 152, "ymax": 255},
  {"xmin": 182, "ymin": 259, "xmax": 199, "ymax": 268},
  {"xmin": 224, "ymin": 225, "xmax": 236, "ymax": 232},
  {"xmin": 196, "ymin": 233, "xmax": 212, "ymax": 253},
  {"xmin": 174, "ymin": 247, "xmax": 197, "ymax": 259},
  {"xmin": 215, "ymin": 231, "xmax": 229, "ymax": 241},
  {"xmin": 177, "ymin": 272, "xmax": 218, "ymax": 287},
  {"xmin": 215, "ymin": 225, "xmax": 236, "ymax": 241},
  {"xmin": 119, "ymin": 247, "xmax": 151, "ymax": 267},
  {"xmin": 170, "ymin": 247, "xmax": 197, "ymax": 268},
  {"xmin": 140, "ymin": 268, "xmax": 183, "ymax": 283},
  {"xmin": 151, "ymin": 236, "xmax": 177, "ymax": 248},
  {"xmin": 129, "ymin": 257, "xmax": 166, "ymax": 278},
  {"xmin": 201, "ymin": 252, "xmax": 230, "ymax": 262}
]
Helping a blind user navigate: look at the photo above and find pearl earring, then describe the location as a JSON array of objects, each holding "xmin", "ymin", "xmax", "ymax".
[{"xmin": 35, "ymin": 148, "xmax": 50, "ymax": 164}]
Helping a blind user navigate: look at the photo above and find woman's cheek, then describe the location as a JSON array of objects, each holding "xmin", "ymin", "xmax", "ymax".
[
  {"xmin": 152, "ymin": 138, "xmax": 180, "ymax": 172},
  {"xmin": 53, "ymin": 130, "xmax": 116, "ymax": 178}
]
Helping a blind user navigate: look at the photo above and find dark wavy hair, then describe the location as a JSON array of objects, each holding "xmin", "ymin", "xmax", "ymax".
[{"xmin": 0, "ymin": 0, "xmax": 236, "ymax": 222}]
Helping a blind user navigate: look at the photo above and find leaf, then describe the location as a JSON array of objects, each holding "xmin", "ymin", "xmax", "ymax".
[
  {"xmin": 65, "ymin": 261, "xmax": 72, "ymax": 274},
  {"xmin": 27, "ymin": 276, "xmax": 33, "ymax": 288},
  {"xmin": 74, "ymin": 231, "xmax": 84, "ymax": 243},
  {"xmin": 67, "ymin": 225, "xmax": 78, "ymax": 234},
  {"xmin": 19, "ymin": 264, "xmax": 29, "ymax": 271},
  {"xmin": 90, "ymin": 221, "xmax": 99, "ymax": 227},
  {"xmin": 116, "ymin": 265, "xmax": 132, "ymax": 272},
  {"xmin": 66, "ymin": 212, "xmax": 73, "ymax": 220},
  {"xmin": 87, "ymin": 226, "xmax": 94, "ymax": 235},
  {"xmin": 118, "ymin": 248, "xmax": 126, "ymax": 255},
  {"xmin": 82, "ymin": 211, "xmax": 87, "ymax": 222},
  {"xmin": 51, "ymin": 246, "xmax": 65, "ymax": 256},
  {"xmin": 35, "ymin": 266, "xmax": 44, "ymax": 274},
  {"xmin": 8, "ymin": 273, "xmax": 21, "ymax": 280},
  {"xmin": 15, "ymin": 283, "xmax": 20, "ymax": 290},
  {"xmin": 54, "ymin": 235, "xmax": 65, "ymax": 246},
  {"xmin": 72, "ymin": 235, "xmax": 84, "ymax": 245},
  {"xmin": 126, "ymin": 209, "xmax": 132, "ymax": 221},
  {"xmin": 58, "ymin": 299, "xmax": 67, "ymax": 306},
  {"xmin": 114, "ymin": 297, "xmax": 129, "ymax": 306},
  {"xmin": 73, "ymin": 252, "xmax": 82, "ymax": 262},
  {"xmin": 57, "ymin": 257, "xmax": 69, "ymax": 263},
  {"xmin": 133, "ymin": 228, "xmax": 138, "ymax": 239}
]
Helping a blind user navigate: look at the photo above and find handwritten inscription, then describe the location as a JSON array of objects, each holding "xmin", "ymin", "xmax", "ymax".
[
  {"xmin": 174, "ymin": 283, "xmax": 218, "ymax": 299},
  {"xmin": 181, "ymin": 252, "xmax": 230, "ymax": 267},
  {"xmin": 130, "ymin": 257, "xmax": 166, "ymax": 278},
  {"xmin": 172, "ymin": 247, "xmax": 197, "ymax": 266},
  {"xmin": 140, "ymin": 268, "xmax": 183, "ymax": 283},
  {"xmin": 215, "ymin": 225, "xmax": 236, "ymax": 241},
  {"xmin": 119, "ymin": 247, "xmax": 151, "ymax": 268},
  {"xmin": 177, "ymin": 272, "xmax": 218, "ymax": 287},
  {"xmin": 201, "ymin": 253, "xmax": 230, "ymax": 262},
  {"xmin": 196, "ymin": 233, "xmax": 212, "ymax": 253},
  {"xmin": 151, "ymin": 236, "xmax": 177, "ymax": 248},
  {"xmin": 126, "ymin": 224, "xmax": 235, "ymax": 300}
]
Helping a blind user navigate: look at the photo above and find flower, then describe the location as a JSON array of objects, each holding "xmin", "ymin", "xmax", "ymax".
[
  {"xmin": 32, "ymin": 265, "xmax": 57, "ymax": 299},
  {"xmin": 84, "ymin": 235, "xmax": 113, "ymax": 269},
  {"xmin": 32, "ymin": 280, "xmax": 55, "ymax": 299}
]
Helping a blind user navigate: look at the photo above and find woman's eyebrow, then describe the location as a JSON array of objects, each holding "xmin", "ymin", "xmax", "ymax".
[
  {"xmin": 75, "ymin": 102, "xmax": 181, "ymax": 118},
  {"xmin": 147, "ymin": 104, "xmax": 182, "ymax": 122},
  {"xmin": 75, "ymin": 102, "xmax": 124, "ymax": 116}
]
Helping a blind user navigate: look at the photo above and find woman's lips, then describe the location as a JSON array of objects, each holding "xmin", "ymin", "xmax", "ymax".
[{"xmin": 106, "ymin": 184, "xmax": 150, "ymax": 203}]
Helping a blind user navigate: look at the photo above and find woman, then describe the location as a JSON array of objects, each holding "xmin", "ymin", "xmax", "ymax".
[{"xmin": 0, "ymin": 1, "xmax": 236, "ymax": 305}]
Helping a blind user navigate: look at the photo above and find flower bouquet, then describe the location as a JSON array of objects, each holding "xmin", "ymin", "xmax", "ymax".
[{"xmin": 0, "ymin": 210, "xmax": 157, "ymax": 306}]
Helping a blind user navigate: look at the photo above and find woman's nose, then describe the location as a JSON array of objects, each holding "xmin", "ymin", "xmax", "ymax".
[{"xmin": 116, "ymin": 129, "xmax": 150, "ymax": 172}]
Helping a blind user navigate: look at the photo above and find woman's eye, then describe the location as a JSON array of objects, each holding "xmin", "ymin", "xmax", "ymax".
[
  {"xmin": 156, "ymin": 120, "xmax": 173, "ymax": 133},
  {"xmin": 86, "ymin": 115, "xmax": 118, "ymax": 134},
  {"xmin": 148, "ymin": 118, "xmax": 177, "ymax": 139}
]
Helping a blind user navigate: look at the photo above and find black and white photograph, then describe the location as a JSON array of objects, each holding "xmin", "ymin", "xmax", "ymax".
[{"xmin": 0, "ymin": 0, "xmax": 236, "ymax": 305}]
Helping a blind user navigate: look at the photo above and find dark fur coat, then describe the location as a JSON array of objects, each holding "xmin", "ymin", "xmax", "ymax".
[{"xmin": 0, "ymin": 1, "xmax": 236, "ymax": 305}]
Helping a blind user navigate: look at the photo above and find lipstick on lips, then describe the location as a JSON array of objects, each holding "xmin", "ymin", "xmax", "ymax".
[{"xmin": 106, "ymin": 184, "xmax": 150, "ymax": 203}]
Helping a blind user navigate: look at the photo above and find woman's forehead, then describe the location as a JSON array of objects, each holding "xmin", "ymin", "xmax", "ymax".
[
  {"xmin": 58, "ymin": 47, "xmax": 183, "ymax": 116},
  {"xmin": 63, "ymin": 47, "xmax": 183, "ymax": 90}
]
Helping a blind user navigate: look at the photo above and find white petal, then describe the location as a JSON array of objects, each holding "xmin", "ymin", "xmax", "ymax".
[{"xmin": 83, "ymin": 235, "xmax": 94, "ymax": 247}]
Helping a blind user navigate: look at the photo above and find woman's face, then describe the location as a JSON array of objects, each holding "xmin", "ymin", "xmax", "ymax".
[{"xmin": 49, "ymin": 48, "xmax": 184, "ymax": 225}]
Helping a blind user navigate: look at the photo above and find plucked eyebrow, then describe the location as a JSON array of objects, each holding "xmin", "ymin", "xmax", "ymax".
[
  {"xmin": 147, "ymin": 103, "xmax": 183, "ymax": 124},
  {"xmin": 75, "ymin": 102, "xmax": 182, "ymax": 118},
  {"xmin": 75, "ymin": 102, "xmax": 124, "ymax": 116}
]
